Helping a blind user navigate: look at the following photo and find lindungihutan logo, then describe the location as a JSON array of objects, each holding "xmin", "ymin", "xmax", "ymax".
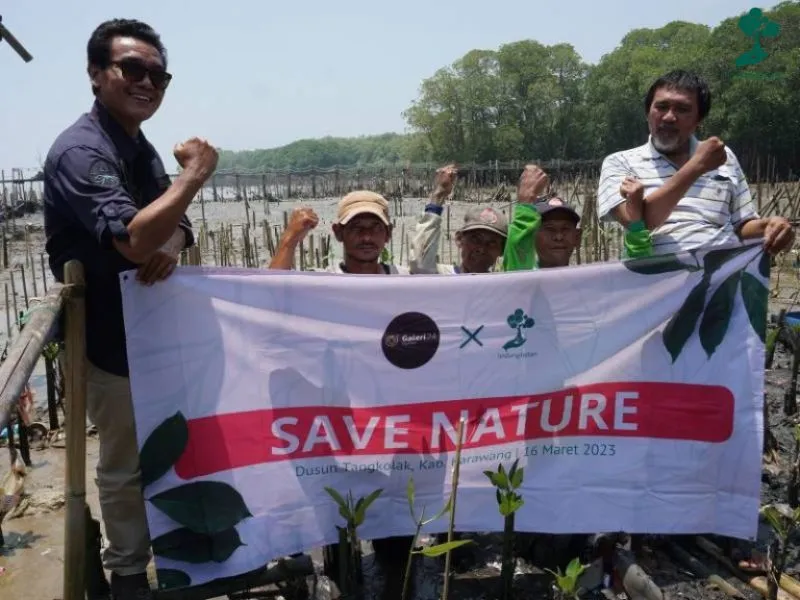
[{"xmin": 734, "ymin": 7, "xmax": 783, "ymax": 80}]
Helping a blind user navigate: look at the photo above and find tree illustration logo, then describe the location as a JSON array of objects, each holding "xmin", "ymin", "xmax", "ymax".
[
  {"xmin": 502, "ymin": 308, "xmax": 534, "ymax": 351},
  {"xmin": 736, "ymin": 7, "xmax": 780, "ymax": 68}
]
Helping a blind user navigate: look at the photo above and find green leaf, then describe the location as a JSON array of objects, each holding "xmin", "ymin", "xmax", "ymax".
[
  {"xmin": 623, "ymin": 253, "xmax": 698, "ymax": 275},
  {"xmin": 152, "ymin": 527, "xmax": 244, "ymax": 564},
  {"xmin": 662, "ymin": 279, "xmax": 709, "ymax": 362},
  {"xmin": 761, "ymin": 505, "xmax": 788, "ymax": 541},
  {"xmin": 156, "ymin": 569, "xmax": 191, "ymax": 590},
  {"xmin": 702, "ymin": 246, "xmax": 751, "ymax": 276},
  {"xmin": 565, "ymin": 557, "xmax": 586, "ymax": 581},
  {"xmin": 423, "ymin": 496, "xmax": 452, "ymax": 526},
  {"xmin": 325, "ymin": 487, "xmax": 348, "ymax": 512},
  {"xmin": 353, "ymin": 488, "xmax": 383, "ymax": 527},
  {"xmin": 740, "ymin": 272, "xmax": 768, "ymax": 342},
  {"xmin": 149, "ymin": 481, "xmax": 252, "ymax": 535},
  {"xmin": 508, "ymin": 459, "xmax": 517, "ymax": 480},
  {"xmin": 495, "ymin": 488, "xmax": 502, "ymax": 507},
  {"xmin": 139, "ymin": 412, "xmax": 189, "ymax": 488},
  {"xmin": 758, "ymin": 252, "xmax": 771, "ymax": 279},
  {"xmin": 495, "ymin": 464, "xmax": 510, "ymax": 489},
  {"xmin": 407, "ymin": 477, "xmax": 416, "ymax": 523},
  {"xmin": 699, "ymin": 271, "xmax": 741, "ymax": 358},
  {"xmin": 499, "ymin": 492, "xmax": 524, "ymax": 517},
  {"xmin": 415, "ymin": 539, "xmax": 473, "ymax": 557},
  {"xmin": 510, "ymin": 466, "xmax": 524, "ymax": 489}
]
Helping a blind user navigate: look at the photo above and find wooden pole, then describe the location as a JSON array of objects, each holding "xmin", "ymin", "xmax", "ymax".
[
  {"xmin": 0, "ymin": 284, "xmax": 65, "ymax": 433},
  {"xmin": 63, "ymin": 260, "xmax": 87, "ymax": 600}
]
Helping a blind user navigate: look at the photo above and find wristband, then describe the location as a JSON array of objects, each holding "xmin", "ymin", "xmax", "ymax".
[
  {"xmin": 627, "ymin": 220, "xmax": 646, "ymax": 233},
  {"xmin": 425, "ymin": 203, "xmax": 444, "ymax": 215}
]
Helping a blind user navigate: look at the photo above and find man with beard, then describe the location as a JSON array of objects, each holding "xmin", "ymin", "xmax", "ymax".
[
  {"xmin": 597, "ymin": 69, "xmax": 794, "ymax": 257},
  {"xmin": 598, "ymin": 69, "xmax": 791, "ymax": 573},
  {"xmin": 43, "ymin": 19, "xmax": 217, "ymax": 600}
]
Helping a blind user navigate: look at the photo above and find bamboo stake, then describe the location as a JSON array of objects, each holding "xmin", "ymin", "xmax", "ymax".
[
  {"xmin": 441, "ymin": 418, "xmax": 465, "ymax": 600},
  {"xmin": 63, "ymin": 260, "xmax": 87, "ymax": 600},
  {"xmin": 694, "ymin": 537, "xmax": 800, "ymax": 600}
]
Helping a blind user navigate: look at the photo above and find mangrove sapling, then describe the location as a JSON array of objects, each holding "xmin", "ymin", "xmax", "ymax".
[
  {"xmin": 760, "ymin": 503, "xmax": 800, "ymax": 600},
  {"xmin": 546, "ymin": 557, "xmax": 588, "ymax": 600},
  {"xmin": 401, "ymin": 476, "xmax": 472, "ymax": 600},
  {"xmin": 324, "ymin": 487, "xmax": 383, "ymax": 598},
  {"xmin": 484, "ymin": 459, "xmax": 525, "ymax": 600}
]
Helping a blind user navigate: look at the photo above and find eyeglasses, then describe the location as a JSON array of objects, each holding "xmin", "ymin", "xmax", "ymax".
[{"xmin": 110, "ymin": 59, "xmax": 172, "ymax": 91}]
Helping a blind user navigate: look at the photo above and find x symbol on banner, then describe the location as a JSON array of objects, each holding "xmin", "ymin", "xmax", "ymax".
[{"xmin": 460, "ymin": 325, "xmax": 484, "ymax": 348}]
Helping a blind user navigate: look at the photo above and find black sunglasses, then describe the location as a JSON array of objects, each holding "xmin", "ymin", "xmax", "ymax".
[{"xmin": 110, "ymin": 59, "xmax": 172, "ymax": 91}]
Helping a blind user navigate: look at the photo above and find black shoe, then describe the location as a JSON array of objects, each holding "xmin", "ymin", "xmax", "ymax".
[
  {"xmin": 85, "ymin": 505, "xmax": 111, "ymax": 599},
  {"xmin": 110, "ymin": 572, "xmax": 153, "ymax": 600}
]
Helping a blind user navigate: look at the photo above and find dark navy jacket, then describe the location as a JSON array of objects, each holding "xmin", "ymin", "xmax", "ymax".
[{"xmin": 43, "ymin": 100, "xmax": 194, "ymax": 377}]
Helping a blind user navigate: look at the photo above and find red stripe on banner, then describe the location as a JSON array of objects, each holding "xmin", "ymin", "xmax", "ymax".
[{"xmin": 173, "ymin": 382, "xmax": 735, "ymax": 479}]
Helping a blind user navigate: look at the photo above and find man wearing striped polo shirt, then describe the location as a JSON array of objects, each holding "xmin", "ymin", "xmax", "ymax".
[{"xmin": 597, "ymin": 69, "xmax": 794, "ymax": 256}]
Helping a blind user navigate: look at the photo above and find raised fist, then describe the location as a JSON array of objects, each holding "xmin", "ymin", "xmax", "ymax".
[
  {"xmin": 286, "ymin": 207, "xmax": 319, "ymax": 240},
  {"xmin": 174, "ymin": 137, "xmax": 219, "ymax": 180},
  {"xmin": 691, "ymin": 136, "xmax": 727, "ymax": 174},
  {"xmin": 431, "ymin": 163, "xmax": 459, "ymax": 204},
  {"xmin": 517, "ymin": 164, "xmax": 549, "ymax": 204}
]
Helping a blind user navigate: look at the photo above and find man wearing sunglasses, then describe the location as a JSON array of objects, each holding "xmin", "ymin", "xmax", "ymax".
[{"xmin": 43, "ymin": 19, "xmax": 218, "ymax": 600}]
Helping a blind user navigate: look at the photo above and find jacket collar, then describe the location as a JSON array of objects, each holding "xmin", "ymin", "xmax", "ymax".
[{"xmin": 89, "ymin": 99, "xmax": 147, "ymax": 162}]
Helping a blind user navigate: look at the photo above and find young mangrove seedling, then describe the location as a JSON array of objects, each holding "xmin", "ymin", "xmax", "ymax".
[
  {"xmin": 484, "ymin": 458, "xmax": 524, "ymax": 600},
  {"xmin": 546, "ymin": 557, "xmax": 588, "ymax": 600},
  {"xmin": 324, "ymin": 486, "xmax": 383, "ymax": 598},
  {"xmin": 401, "ymin": 476, "xmax": 472, "ymax": 600},
  {"xmin": 761, "ymin": 502, "xmax": 800, "ymax": 600}
]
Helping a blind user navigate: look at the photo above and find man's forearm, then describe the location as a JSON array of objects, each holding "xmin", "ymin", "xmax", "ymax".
[
  {"xmin": 116, "ymin": 169, "xmax": 206, "ymax": 263},
  {"xmin": 737, "ymin": 218, "xmax": 765, "ymax": 240},
  {"xmin": 160, "ymin": 228, "xmax": 188, "ymax": 258},
  {"xmin": 642, "ymin": 162, "xmax": 705, "ymax": 229},
  {"xmin": 268, "ymin": 234, "xmax": 302, "ymax": 269}
]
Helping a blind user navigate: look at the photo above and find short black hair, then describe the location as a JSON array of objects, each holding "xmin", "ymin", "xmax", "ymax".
[
  {"xmin": 87, "ymin": 19, "xmax": 167, "ymax": 70},
  {"xmin": 644, "ymin": 70, "xmax": 711, "ymax": 120}
]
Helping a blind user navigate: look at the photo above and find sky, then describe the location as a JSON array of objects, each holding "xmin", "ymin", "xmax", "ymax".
[{"xmin": 0, "ymin": 0, "xmax": 766, "ymax": 173}]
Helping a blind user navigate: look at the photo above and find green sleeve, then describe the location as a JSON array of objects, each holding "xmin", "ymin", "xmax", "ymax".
[
  {"xmin": 623, "ymin": 228, "xmax": 653, "ymax": 258},
  {"xmin": 502, "ymin": 203, "xmax": 541, "ymax": 271}
]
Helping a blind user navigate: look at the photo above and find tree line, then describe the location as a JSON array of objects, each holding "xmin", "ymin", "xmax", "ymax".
[{"xmin": 217, "ymin": 2, "xmax": 799, "ymax": 178}]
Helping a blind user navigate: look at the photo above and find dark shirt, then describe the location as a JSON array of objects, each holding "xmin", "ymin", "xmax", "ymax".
[{"xmin": 43, "ymin": 100, "xmax": 194, "ymax": 377}]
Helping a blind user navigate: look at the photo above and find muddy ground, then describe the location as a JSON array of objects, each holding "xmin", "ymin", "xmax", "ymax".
[{"xmin": 1, "ymin": 329, "xmax": 800, "ymax": 599}]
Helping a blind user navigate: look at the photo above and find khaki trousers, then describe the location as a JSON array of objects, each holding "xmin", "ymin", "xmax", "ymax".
[{"xmin": 86, "ymin": 361, "xmax": 151, "ymax": 576}]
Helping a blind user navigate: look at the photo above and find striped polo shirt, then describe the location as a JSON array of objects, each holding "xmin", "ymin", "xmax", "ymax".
[{"xmin": 597, "ymin": 136, "xmax": 758, "ymax": 255}]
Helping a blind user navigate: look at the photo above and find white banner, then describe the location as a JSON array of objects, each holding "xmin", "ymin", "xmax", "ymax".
[{"xmin": 121, "ymin": 241, "xmax": 767, "ymax": 590}]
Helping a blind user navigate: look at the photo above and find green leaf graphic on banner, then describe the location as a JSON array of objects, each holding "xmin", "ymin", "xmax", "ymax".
[
  {"xmin": 741, "ymin": 272, "xmax": 768, "ymax": 342},
  {"xmin": 663, "ymin": 279, "xmax": 709, "ymax": 362},
  {"xmin": 150, "ymin": 481, "xmax": 252, "ymax": 535},
  {"xmin": 156, "ymin": 569, "xmax": 191, "ymax": 590},
  {"xmin": 699, "ymin": 271, "xmax": 741, "ymax": 358},
  {"xmin": 702, "ymin": 245, "xmax": 751, "ymax": 276},
  {"xmin": 139, "ymin": 412, "xmax": 189, "ymax": 488},
  {"xmin": 623, "ymin": 253, "xmax": 699, "ymax": 275},
  {"xmin": 152, "ymin": 527, "xmax": 244, "ymax": 564},
  {"xmin": 759, "ymin": 252, "xmax": 771, "ymax": 279}
]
